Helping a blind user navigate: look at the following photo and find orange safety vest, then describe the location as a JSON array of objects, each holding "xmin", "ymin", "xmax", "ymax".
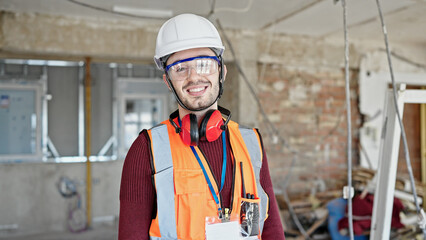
[{"xmin": 147, "ymin": 119, "xmax": 269, "ymax": 240}]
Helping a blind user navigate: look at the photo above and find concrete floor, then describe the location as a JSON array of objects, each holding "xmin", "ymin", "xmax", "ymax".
[{"xmin": 0, "ymin": 225, "xmax": 118, "ymax": 240}]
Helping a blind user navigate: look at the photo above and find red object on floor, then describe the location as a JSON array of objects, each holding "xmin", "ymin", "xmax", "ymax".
[{"xmin": 337, "ymin": 194, "xmax": 404, "ymax": 235}]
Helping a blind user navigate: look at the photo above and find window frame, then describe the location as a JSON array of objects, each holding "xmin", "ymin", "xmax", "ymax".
[
  {"xmin": 0, "ymin": 80, "xmax": 45, "ymax": 162},
  {"xmin": 116, "ymin": 77, "xmax": 169, "ymax": 159}
]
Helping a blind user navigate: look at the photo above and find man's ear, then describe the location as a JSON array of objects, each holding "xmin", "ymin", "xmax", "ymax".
[
  {"xmin": 222, "ymin": 64, "xmax": 228, "ymax": 82},
  {"xmin": 163, "ymin": 74, "xmax": 171, "ymax": 90}
]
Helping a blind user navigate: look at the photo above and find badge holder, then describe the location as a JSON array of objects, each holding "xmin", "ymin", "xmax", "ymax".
[{"xmin": 205, "ymin": 210, "xmax": 240, "ymax": 240}]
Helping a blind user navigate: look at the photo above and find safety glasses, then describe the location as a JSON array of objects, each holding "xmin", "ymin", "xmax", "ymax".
[{"xmin": 166, "ymin": 56, "xmax": 220, "ymax": 81}]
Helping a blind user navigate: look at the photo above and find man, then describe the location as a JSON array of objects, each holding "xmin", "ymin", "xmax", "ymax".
[{"xmin": 119, "ymin": 13, "xmax": 285, "ymax": 240}]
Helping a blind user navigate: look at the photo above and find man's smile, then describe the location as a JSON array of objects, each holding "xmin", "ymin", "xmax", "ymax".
[{"xmin": 186, "ymin": 86, "xmax": 208, "ymax": 96}]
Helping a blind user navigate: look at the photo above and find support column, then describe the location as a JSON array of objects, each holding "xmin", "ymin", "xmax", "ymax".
[
  {"xmin": 85, "ymin": 57, "xmax": 92, "ymax": 228},
  {"xmin": 421, "ymin": 87, "xmax": 426, "ymax": 210}
]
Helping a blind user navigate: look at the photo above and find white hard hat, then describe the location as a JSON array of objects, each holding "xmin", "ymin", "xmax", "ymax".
[{"xmin": 154, "ymin": 13, "xmax": 225, "ymax": 70}]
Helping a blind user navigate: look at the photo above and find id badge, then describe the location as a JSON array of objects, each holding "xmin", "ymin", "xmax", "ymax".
[{"xmin": 205, "ymin": 216, "xmax": 240, "ymax": 240}]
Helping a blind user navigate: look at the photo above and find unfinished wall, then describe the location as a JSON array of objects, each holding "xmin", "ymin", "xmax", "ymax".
[
  {"xmin": 0, "ymin": 10, "xmax": 425, "ymax": 236},
  {"xmin": 252, "ymin": 34, "xmax": 357, "ymax": 195},
  {"xmin": 258, "ymin": 64, "xmax": 361, "ymax": 194},
  {"xmin": 0, "ymin": 11, "xmax": 157, "ymax": 61},
  {"xmin": 0, "ymin": 161, "xmax": 122, "ymax": 237},
  {"xmin": 218, "ymin": 63, "xmax": 240, "ymax": 121},
  {"xmin": 398, "ymin": 101, "xmax": 422, "ymax": 180},
  {"xmin": 255, "ymin": 34, "xmax": 426, "ymax": 195}
]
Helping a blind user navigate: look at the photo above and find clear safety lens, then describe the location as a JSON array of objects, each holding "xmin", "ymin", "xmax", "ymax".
[{"xmin": 166, "ymin": 56, "xmax": 219, "ymax": 81}]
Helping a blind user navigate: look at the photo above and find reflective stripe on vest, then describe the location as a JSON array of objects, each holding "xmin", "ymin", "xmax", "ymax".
[
  {"xmin": 239, "ymin": 127, "xmax": 268, "ymax": 234},
  {"xmin": 150, "ymin": 124, "xmax": 178, "ymax": 239}
]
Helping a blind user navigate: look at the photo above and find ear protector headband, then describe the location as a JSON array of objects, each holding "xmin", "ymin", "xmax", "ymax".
[{"xmin": 169, "ymin": 106, "xmax": 231, "ymax": 146}]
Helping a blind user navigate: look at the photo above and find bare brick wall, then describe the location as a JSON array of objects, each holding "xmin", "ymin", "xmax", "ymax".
[
  {"xmin": 258, "ymin": 64, "xmax": 362, "ymax": 195},
  {"xmin": 397, "ymin": 101, "xmax": 422, "ymax": 181}
]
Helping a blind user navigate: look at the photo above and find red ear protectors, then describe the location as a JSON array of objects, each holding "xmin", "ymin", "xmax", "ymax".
[
  {"xmin": 169, "ymin": 106, "xmax": 231, "ymax": 146},
  {"xmin": 180, "ymin": 113, "xmax": 199, "ymax": 146},
  {"xmin": 200, "ymin": 109, "xmax": 224, "ymax": 142}
]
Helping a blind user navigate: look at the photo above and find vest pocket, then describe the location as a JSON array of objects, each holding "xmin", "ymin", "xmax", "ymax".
[
  {"xmin": 175, "ymin": 169, "xmax": 206, "ymax": 240},
  {"xmin": 175, "ymin": 169, "xmax": 205, "ymax": 194}
]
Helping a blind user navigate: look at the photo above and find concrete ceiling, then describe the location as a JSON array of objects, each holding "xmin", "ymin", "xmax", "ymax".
[{"xmin": 0, "ymin": 0, "xmax": 425, "ymax": 45}]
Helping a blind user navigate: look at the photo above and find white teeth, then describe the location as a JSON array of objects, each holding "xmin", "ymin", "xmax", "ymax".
[{"xmin": 188, "ymin": 87, "xmax": 204, "ymax": 93}]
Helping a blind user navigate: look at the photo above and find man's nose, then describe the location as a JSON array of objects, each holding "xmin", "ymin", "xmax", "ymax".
[{"xmin": 187, "ymin": 67, "xmax": 200, "ymax": 80}]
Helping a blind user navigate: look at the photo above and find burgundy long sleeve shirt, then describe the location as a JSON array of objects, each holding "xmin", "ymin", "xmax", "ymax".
[{"xmin": 119, "ymin": 129, "xmax": 285, "ymax": 240}]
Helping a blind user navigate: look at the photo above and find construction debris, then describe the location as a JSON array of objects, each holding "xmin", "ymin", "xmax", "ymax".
[{"xmin": 278, "ymin": 167, "xmax": 426, "ymax": 239}]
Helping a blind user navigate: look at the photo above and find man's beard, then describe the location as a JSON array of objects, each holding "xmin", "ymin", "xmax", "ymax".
[{"xmin": 176, "ymin": 81, "xmax": 220, "ymax": 111}]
